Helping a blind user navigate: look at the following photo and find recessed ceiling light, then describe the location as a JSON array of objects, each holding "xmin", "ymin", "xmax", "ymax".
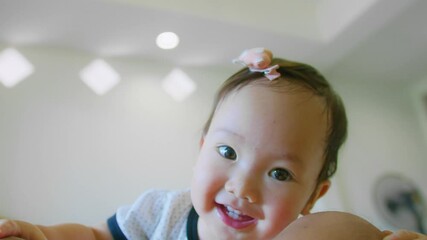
[
  {"xmin": 0, "ymin": 48, "xmax": 34, "ymax": 88},
  {"xmin": 162, "ymin": 68, "xmax": 196, "ymax": 101},
  {"xmin": 156, "ymin": 32, "xmax": 179, "ymax": 50},
  {"xmin": 79, "ymin": 59, "xmax": 120, "ymax": 96}
]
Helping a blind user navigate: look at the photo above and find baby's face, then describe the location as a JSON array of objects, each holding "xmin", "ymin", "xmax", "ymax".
[
  {"xmin": 191, "ymin": 84, "xmax": 330, "ymax": 239},
  {"xmin": 276, "ymin": 211, "xmax": 385, "ymax": 240}
]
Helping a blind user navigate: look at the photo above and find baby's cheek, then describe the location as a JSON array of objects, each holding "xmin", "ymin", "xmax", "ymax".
[
  {"xmin": 262, "ymin": 201, "xmax": 302, "ymax": 237},
  {"xmin": 192, "ymin": 163, "xmax": 224, "ymax": 209}
]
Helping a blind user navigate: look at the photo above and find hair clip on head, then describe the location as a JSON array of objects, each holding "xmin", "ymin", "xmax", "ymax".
[{"xmin": 233, "ymin": 47, "xmax": 281, "ymax": 81}]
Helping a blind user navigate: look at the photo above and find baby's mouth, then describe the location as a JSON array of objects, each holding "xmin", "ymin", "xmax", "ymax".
[{"xmin": 216, "ymin": 203, "xmax": 258, "ymax": 229}]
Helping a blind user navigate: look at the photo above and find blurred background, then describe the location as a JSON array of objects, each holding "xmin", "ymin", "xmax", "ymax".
[{"xmin": 1, "ymin": 0, "xmax": 426, "ymax": 233}]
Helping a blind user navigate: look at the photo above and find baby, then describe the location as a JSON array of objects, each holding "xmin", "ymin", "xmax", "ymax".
[{"xmin": 0, "ymin": 48, "xmax": 425, "ymax": 240}]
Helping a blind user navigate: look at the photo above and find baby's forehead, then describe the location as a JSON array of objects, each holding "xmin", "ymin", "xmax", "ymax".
[
  {"xmin": 219, "ymin": 83, "xmax": 326, "ymax": 113},
  {"xmin": 214, "ymin": 85, "xmax": 329, "ymax": 141}
]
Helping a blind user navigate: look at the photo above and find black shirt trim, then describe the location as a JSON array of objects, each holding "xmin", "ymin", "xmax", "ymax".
[
  {"xmin": 186, "ymin": 206, "xmax": 199, "ymax": 240},
  {"xmin": 108, "ymin": 207, "xmax": 198, "ymax": 240},
  {"xmin": 107, "ymin": 214, "xmax": 128, "ymax": 240}
]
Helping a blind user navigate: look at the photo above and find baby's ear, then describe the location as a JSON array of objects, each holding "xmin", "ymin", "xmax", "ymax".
[{"xmin": 301, "ymin": 180, "xmax": 331, "ymax": 215}]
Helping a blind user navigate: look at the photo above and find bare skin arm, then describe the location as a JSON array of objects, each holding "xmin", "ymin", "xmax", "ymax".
[
  {"xmin": 275, "ymin": 211, "xmax": 427, "ymax": 240},
  {"xmin": 276, "ymin": 211, "xmax": 385, "ymax": 240},
  {"xmin": 383, "ymin": 230, "xmax": 427, "ymax": 240},
  {"xmin": 0, "ymin": 219, "xmax": 113, "ymax": 240}
]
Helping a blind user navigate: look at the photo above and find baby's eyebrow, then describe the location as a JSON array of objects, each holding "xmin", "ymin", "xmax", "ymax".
[
  {"xmin": 279, "ymin": 152, "xmax": 301, "ymax": 163},
  {"xmin": 212, "ymin": 128, "xmax": 245, "ymax": 140}
]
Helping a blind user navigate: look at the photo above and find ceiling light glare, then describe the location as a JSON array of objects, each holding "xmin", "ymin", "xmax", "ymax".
[
  {"xmin": 162, "ymin": 68, "xmax": 196, "ymax": 102},
  {"xmin": 0, "ymin": 48, "xmax": 34, "ymax": 88},
  {"xmin": 79, "ymin": 59, "xmax": 120, "ymax": 96},
  {"xmin": 156, "ymin": 32, "xmax": 180, "ymax": 49}
]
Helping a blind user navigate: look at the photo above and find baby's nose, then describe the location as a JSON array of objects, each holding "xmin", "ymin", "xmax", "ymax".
[{"xmin": 224, "ymin": 174, "xmax": 260, "ymax": 203}]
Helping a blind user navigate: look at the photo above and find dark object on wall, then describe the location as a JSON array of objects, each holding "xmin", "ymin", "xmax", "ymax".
[{"xmin": 374, "ymin": 174, "xmax": 426, "ymax": 234}]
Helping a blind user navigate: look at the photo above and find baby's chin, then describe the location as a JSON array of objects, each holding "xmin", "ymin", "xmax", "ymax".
[{"xmin": 275, "ymin": 211, "xmax": 384, "ymax": 240}]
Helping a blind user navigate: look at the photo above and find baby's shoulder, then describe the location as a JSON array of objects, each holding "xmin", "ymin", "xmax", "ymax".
[
  {"xmin": 127, "ymin": 188, "xmax": 192, "ymax": 217},
  {"xmin": 116, "ymin": 188, "xmax": 192, "ymax": 239}
]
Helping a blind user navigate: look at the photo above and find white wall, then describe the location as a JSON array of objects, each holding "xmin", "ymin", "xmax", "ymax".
[
  {"xmin": 329, "ymin": 80, "xmax": 427, "ymax": 231},
  {"xmin": 0, "ymin": 46, "xmax": 228, "ymax": 225},
  {"xmin": 1, "ymin": 47, "xmax": 426, "ymax": 231}
]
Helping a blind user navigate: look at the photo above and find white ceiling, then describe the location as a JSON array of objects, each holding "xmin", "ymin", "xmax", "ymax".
[{"xmin": 1, "ymin": 0, "xmax": 426, "ymax": 83}]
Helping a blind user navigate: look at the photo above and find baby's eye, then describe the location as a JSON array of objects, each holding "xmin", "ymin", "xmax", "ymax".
[
  {"xmin": 217, "ymin": 145, "xmax": 237, "ymax": 160},
  {"xmin": 269, "ymin": 168, "xmax": 293, "ymax": 181}
]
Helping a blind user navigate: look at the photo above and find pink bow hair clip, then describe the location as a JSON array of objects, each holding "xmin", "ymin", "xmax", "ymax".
[{"xmin": 233, "ymin": 48, "xmax": 281, "ymax": 81}]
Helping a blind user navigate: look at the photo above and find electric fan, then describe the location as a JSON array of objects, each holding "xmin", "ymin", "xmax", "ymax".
[{"xmin": 374, "ymin": 174, "xmax": 426, "ymax": 234}]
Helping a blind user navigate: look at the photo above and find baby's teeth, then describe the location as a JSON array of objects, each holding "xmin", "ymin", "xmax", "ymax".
[
  {"xmin": 228, "ymin": 211, "xmax": 240, "ymax": 220},
  {"xmin": 226, "ymin": 205, "xmax": 242, "ymax": 215}
]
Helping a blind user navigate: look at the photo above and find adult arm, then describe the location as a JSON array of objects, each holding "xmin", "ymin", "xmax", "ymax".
[
  {"xmin": 383, "ymin": 230, "xmax": 427, "ymax": 240},
  {"xmin": 0, "ymin": 219, "xmax": 113, "ymax": 240}
]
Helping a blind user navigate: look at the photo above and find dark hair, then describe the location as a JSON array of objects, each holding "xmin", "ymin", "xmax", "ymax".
[{"xmin": 202, "ymin": 58, "xmax": 347, "ymax": 183}]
